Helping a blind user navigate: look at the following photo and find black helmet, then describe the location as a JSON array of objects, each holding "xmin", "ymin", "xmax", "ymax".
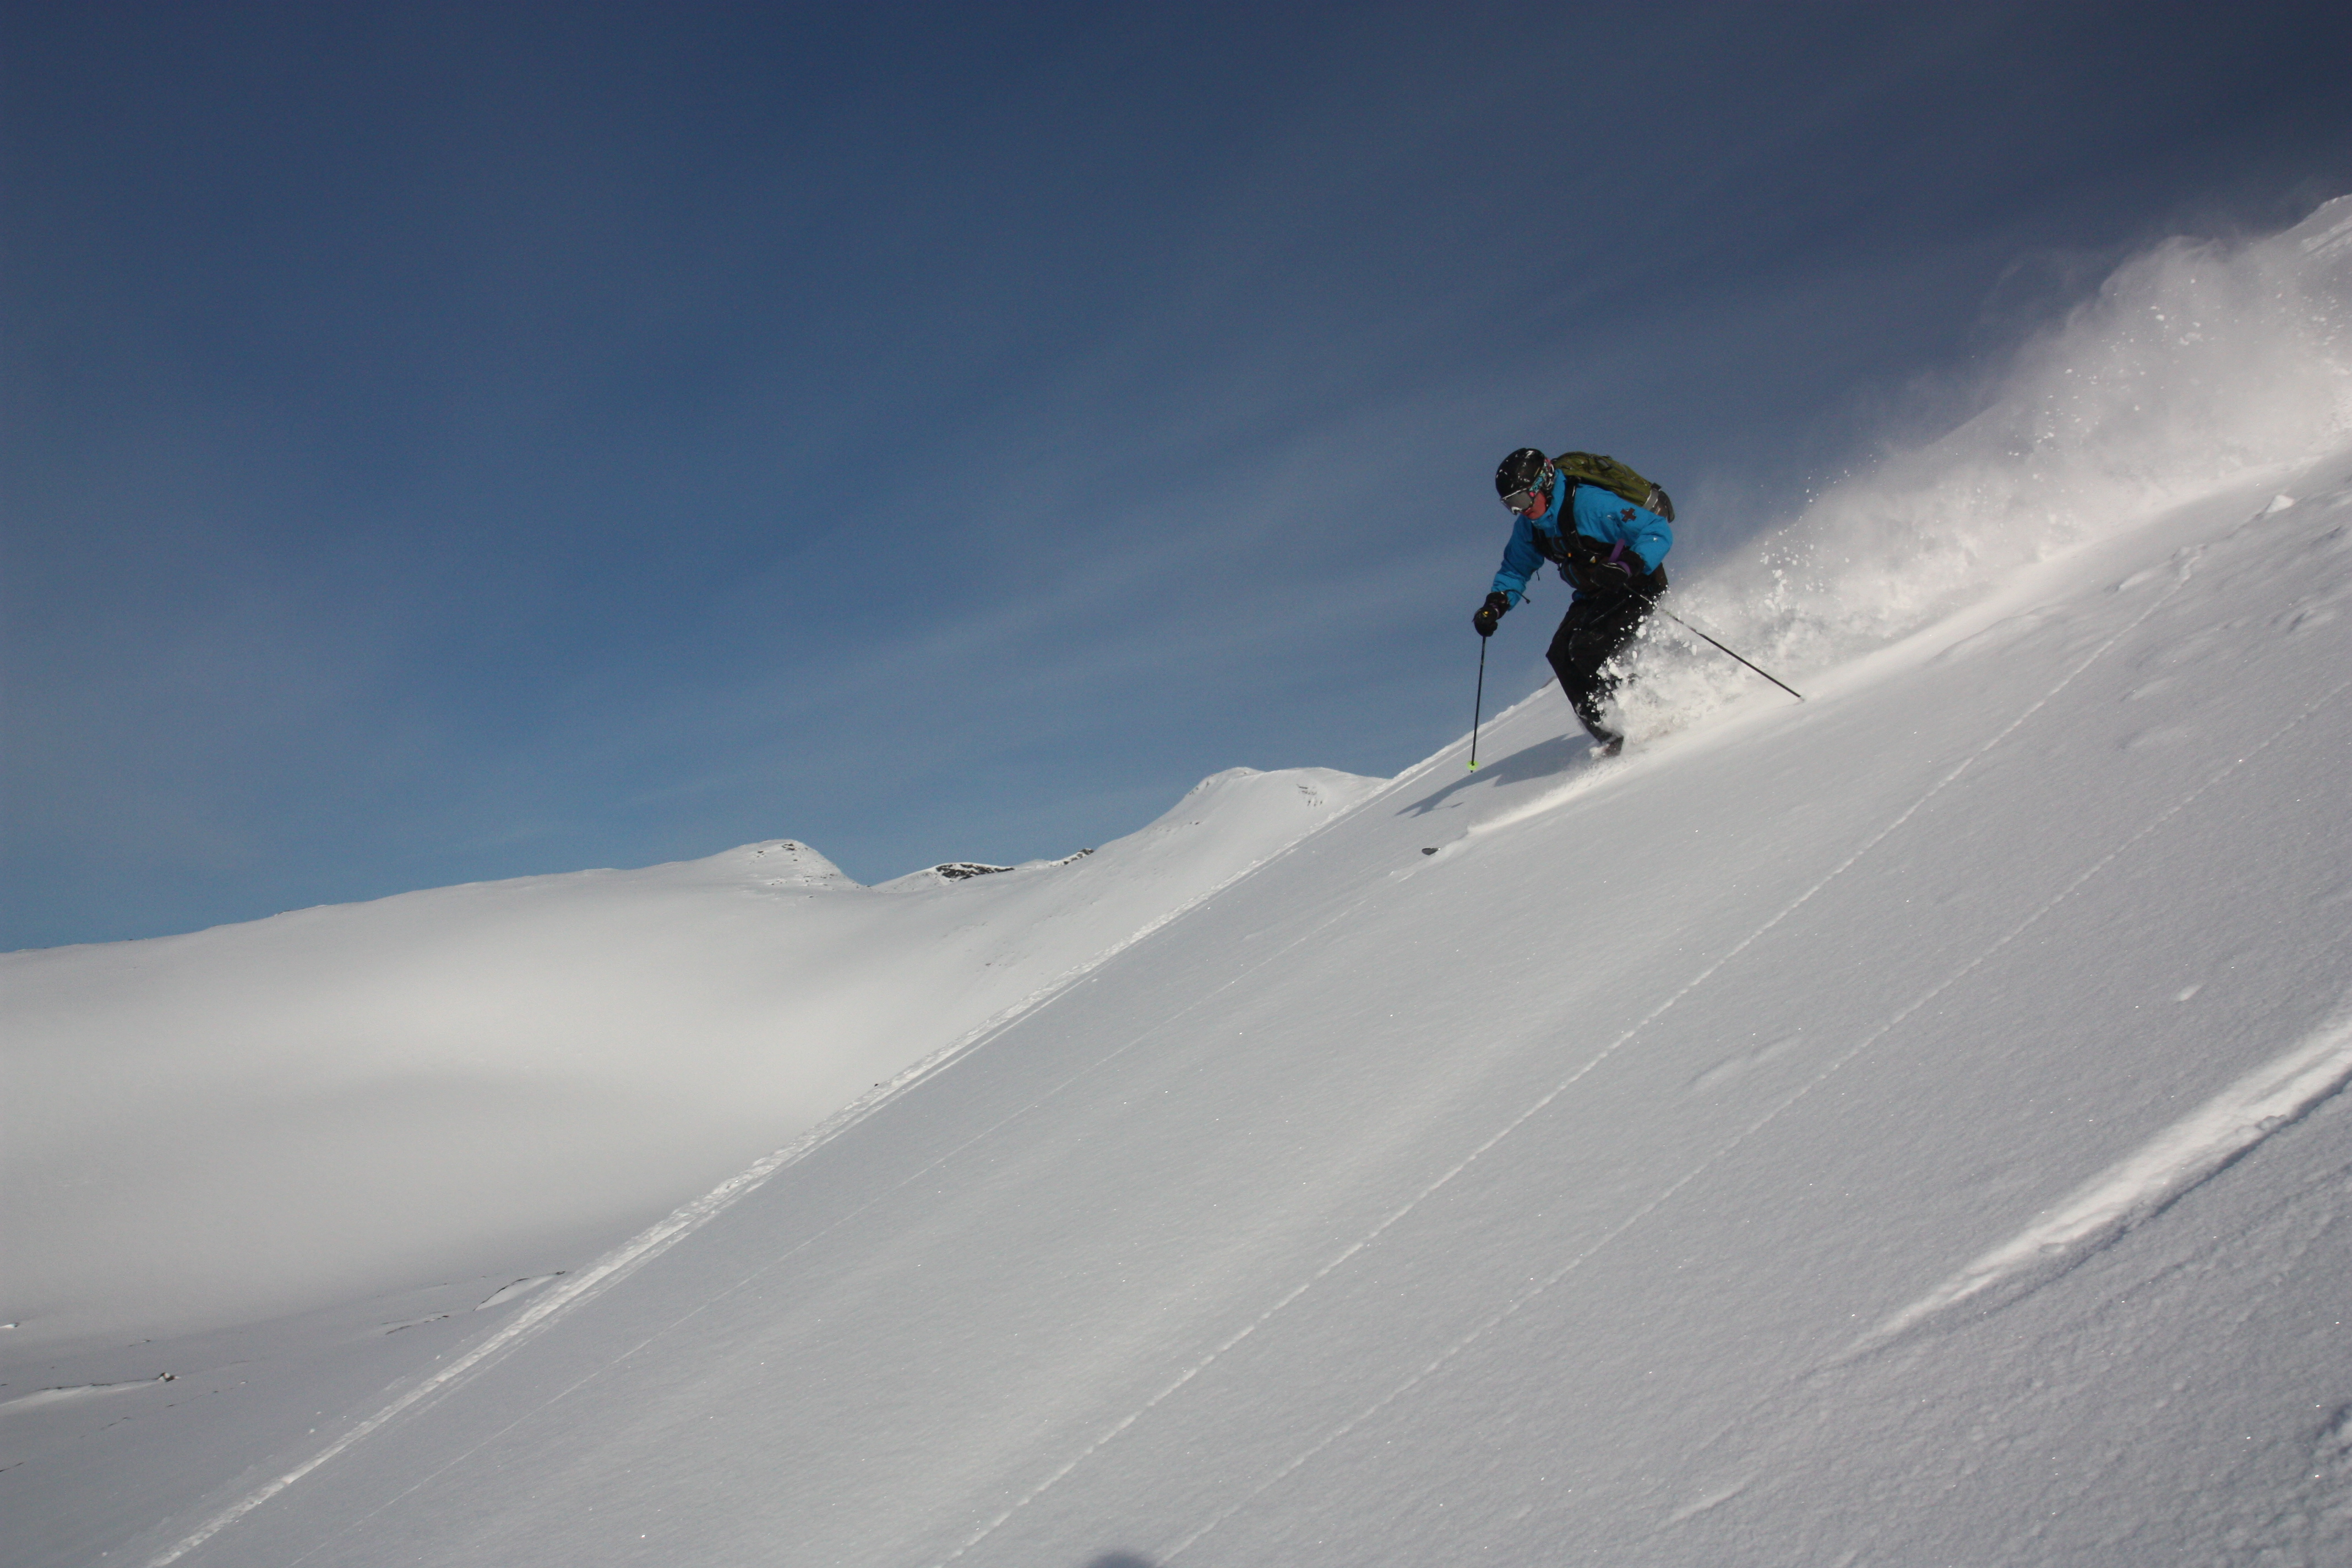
[{"xmin": 1495, "ymin": 447, "xmax": 1553, "ymax": 510}]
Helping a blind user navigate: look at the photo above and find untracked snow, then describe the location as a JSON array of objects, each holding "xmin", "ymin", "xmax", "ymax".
[
  {"xmin": 4, "ymin": 197, "xmax": 2350, "ymax": 1568},
  {"xmin": 2, "ymin": 765, "xmax": 1379, "ymax": 1346}
]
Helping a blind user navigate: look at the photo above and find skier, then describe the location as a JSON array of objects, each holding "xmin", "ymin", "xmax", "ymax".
[{"xmin": 1472, "ymin": 448, "xmax": 1673, "ymax": 755}]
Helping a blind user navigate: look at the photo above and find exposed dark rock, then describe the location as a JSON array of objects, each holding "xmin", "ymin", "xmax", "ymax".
[{"xmin": 933, "ymin": 862, "xmax": 1014, "ymax": 881}]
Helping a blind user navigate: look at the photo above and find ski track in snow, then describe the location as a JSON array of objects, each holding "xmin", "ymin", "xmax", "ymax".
[
  {"xmin": 146, "ymin": 809, "xmax": 1390, "ymax": 1568},
  {"xmin": 1156, "ymin": 677, "xmax": 2352, "ymax": 1566},
  {"xmin": 932, "ymin": 535, "xmax": 2226, "ymax": 1567},
  {"xmin": 0, "ymin": 1376, "xmax": 173, "ymax": 1416},
  {"xmin": 1861, "ymin": 994, "xmax": 2352, "ymax": 1349}
]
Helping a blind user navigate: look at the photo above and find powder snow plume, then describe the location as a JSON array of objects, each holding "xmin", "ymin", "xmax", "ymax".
[{"xmin": 1624, "ymin": 193, "xmax": 2352, "ymax": 732}]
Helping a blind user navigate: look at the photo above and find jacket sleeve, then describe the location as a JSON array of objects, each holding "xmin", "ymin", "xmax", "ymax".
[
  {"xmin": 1570, "ymin": 486, "xmax": 1674, "ymax": 573},
  {"xmin": 1489, "ymin": 516, "xmax": 1546, "ymax": 605}
]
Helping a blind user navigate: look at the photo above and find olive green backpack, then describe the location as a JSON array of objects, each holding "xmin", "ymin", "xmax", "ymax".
[{"xmin": 1551, "ymin": 451, "xmax": 1674, "ymax": 522}]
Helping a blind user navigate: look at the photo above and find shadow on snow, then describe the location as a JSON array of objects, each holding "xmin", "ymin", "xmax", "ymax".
[{"xmin": 1396, "ymin": 731, "xmax": 1587, "ymax": 818}]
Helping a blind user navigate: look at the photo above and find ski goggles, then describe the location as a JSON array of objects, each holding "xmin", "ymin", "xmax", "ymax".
[{"xmin": 1501, "ymin": 481, "xmax": 1551, "ymax": 515}]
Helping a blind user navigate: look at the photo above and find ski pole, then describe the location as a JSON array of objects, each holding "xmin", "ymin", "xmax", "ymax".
[
  {"xmin": 1468, "ymin": 634, "xmax": 1489, "ymax": 769},
  {"xmin": 1658, "ymin": 608, "xmax": 1805, "ymax": 702}
]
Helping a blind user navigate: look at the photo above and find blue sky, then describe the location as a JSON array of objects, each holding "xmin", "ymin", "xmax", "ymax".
[{"xmin": 6, "ymin": 1, "xmax": 2350, "ymax": 950}]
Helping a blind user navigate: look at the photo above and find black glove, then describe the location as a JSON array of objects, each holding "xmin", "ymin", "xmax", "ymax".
[
  {"xmin": 1472, "ymin": 591, "xmax": 1511, "ymax": 638},
  {"xmin": 1569, "ymin": 543, "xmax": 1637, "ymax": 597}
]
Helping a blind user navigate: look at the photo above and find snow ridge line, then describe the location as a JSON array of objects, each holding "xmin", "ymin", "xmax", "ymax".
[
  {"xmin": 1865, "ymin": 993, "xmax": 2352, "ymax": 1348},
  {"xmin": 928, "ymin": 546, "xmax": 2207, "ymax": 1568},
  {"xmin": 1159, "ymin": 676, "xmax": 2351, "ymax": 1564},
  {"xmin": 144, "ymin": 798, "xmax": 1368, "ymax": 1568}
]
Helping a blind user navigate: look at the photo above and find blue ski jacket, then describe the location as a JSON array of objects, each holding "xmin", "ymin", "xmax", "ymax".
[{"xmin": 1490, "ymin": 482, "xmax": 1674, "ymax": 606}]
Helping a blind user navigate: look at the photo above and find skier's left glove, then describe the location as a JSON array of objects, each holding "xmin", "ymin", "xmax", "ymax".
[{"xmin": 1572, "ymin": 545, "xmax": 1638, "ymax": 596}]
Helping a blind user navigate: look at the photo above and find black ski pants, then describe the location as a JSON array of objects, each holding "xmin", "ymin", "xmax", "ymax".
[{"xmin": 1546, "ymin": 586, "xmax": 1658, "ymax": 743}]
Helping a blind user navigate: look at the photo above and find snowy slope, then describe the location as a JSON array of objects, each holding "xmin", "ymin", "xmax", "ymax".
[
  {"xmin": 85, "ymin": 451, "xmax": 2343, "ymax": 1568},
  {"xmin": 0, "ymin": 765, "xmax": 1378, "ymax": 1347},
  {"xmin": 6, "ymin": 198, "xmax": 2351, "ymax": 1568}
]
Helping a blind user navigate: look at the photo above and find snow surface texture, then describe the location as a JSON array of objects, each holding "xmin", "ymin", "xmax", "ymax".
[
  {"xmin": 2, "ymin": 765, "xmax": 1379, "ymax": 1346},
  {"xmin": 4, "ymin": 197, "xmax": 2350, "ymax": 1568}
]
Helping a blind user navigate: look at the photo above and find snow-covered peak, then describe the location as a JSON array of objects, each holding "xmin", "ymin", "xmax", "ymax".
[
  {"xmin": 696, "ymin": 837, "xmax": 856, "ymax": 888},
  {"xmin": 1157, "ymin": 763, "xmax": 1363, "ymax": 820}
]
